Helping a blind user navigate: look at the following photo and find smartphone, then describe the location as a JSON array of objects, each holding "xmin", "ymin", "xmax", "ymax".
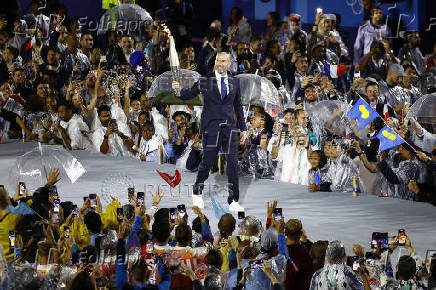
[
  {"xmin": 89, "ymin": 194, "xmax": 97, "ymax": 208},
  {"xmin": 137, "ymin": 192, "xmax": 145, "ymax": 205},
  {"xmin": 177, "ymin": 204, "xmax": 186, "ymax": 218},
  {"xmin": 19, "ymin": 182, "xmax": 26, "ymax": 196},
  {"xmin": 398, "ymin": 229, "xmax": 406, "ymax": 246},
  {"xmin": 53, "ymin": 199, "xmax": 60, "ymax": 213},
  {"xmin": 249, "ymin": 259, "xmax": 263, "ymax": 269},
  {"xmin": 273, "ymin": 208, "xmax": 282, "ymax": 221},
  {"xmin": 169, "ymin": 208, "xmax": 177, "ymax": 223},
  {"xmin": 9, "ymin": 231, "xmax": 16, "ymax": 248},
  {"xmin": 116, "ymin": 208, "xmax": 124, "ymax": 222},
  {"xmin": 72, "ymin": 205, "xmax": 78, "ymax": 218},
  {"xmin": 379, "ymin": 232, "xmax": 389, "ymax": 251},
  {"xmin": 64, "ymin": 226, "xmax": 70, "ymax": 238},
  {"xmin": 281, "ymin": 124, "xmax": 289, "ymax": 133},
  {"xmin": 128, "ymin": 187, "xmax": 135, "ymax": 201},
  {"xmin": 316, "ymin": 8, "xmax": 323, "ymax": 14},
  {"xmin": 0, "ymin": 185, "xmax": 4, "ymax": 188},
  {"xmin": 371, "ymin": 232, "xmax": 380, "ymax": 249},
  {"xmin": 238, "ymin": 211, "xmax": 245, "ymax": 220},
  {"xmin": 346, "ymin": 256, "xmax": 359, "ymax": 272},
  {"xmin": 109, "ymin": 119, "xmax": 118, "ymax": 128}
]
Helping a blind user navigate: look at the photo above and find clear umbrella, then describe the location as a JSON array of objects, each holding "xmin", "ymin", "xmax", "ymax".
[
  {"xmin": 235, "ymin": 74, "xmax": 279, "ymax": 106},
  {"xmin": 147, "ymin": 69, "xmax": 203, "ymax": 105},
  {"xmin": 8, "ymin": 143, "xmax": 86, "ymax": 192},
  {"xmin": 306, "ymin": 100, "xmax": 355, "ymax": 137},
  {"xmin": 406, "ymin": 94, "xmax": 436, "ymax": 124},
  {"xmin": 99, "ymin": 4, "xmax": 152, "ymax": 33}
]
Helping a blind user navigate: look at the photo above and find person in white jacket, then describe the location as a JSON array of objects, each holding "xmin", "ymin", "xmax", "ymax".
[
  {"xmin": 272, "ymin": 126, "xmax": 312, "ymax": 185},
  {"xmin": 136, "ymin": 121, "xmax": 170, "ymax": 162},
  {"xmin": 54, "ymin": 101, "xmax": 91, "ymax": 150}
]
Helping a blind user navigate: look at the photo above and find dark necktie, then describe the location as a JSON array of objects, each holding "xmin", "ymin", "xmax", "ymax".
[{"xmin": 221, "ymin": 76, "xmax": 227, "ymax": 100}]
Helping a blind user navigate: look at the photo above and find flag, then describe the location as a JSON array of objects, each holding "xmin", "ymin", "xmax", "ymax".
[
  {"xmin": 383, "ymin": 99, "xmax": 390, "ymax": 120},
  {"xmin": 324, "ymin": 63, "xmax": 347, "ymax": 78},
  {"xmin": 346, "ymin": 98, "xmax": 380, "ymax": 130},
  {"xmin": 373, "ymin": 126, "xmax": 405, "ymax": 151},
  {"xmin": 156, "ymin": 169, "xmax": 181, "ymax": 188},
  {"xmin": 6, "ymin": 202, "xmax": 36, "ymax": 215}
]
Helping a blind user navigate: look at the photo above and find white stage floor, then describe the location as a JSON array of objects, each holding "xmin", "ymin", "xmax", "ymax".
[{"xmin": 1, "ymin": 142, "xmax": 436, "ymax": 259}]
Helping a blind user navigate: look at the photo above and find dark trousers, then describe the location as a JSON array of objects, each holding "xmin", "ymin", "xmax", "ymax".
[{"xmin": 194, "ymin": 127, "xmax": 239, "ymax": 204}]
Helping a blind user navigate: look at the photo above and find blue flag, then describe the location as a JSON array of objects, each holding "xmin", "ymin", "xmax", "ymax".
[
  {"xmin": 6, "ymin": 202, "xmax": 36, "ymax": 215},
  {"xmin": 373, "ymin": 126, "xmax": 405, "ymax": 151},
  {"xmin": 346, "ymin": 98, "xmax": 380, "ymax": 130}
]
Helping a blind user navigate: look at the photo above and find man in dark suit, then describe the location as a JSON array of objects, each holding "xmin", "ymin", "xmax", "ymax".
[{"xmin": 172, "ymin": 52, "xmax": 248, "ymax": 211}]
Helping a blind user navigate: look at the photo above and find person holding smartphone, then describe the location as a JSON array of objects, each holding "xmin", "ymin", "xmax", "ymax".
[{"xmin": 90, "ymin": 104, "xmax": 135, "ymax": 156}]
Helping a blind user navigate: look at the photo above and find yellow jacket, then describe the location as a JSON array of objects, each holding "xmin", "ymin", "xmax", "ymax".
[{"xmin": 0, "ymin": 209, "xmax": 23, "ymax": 262}]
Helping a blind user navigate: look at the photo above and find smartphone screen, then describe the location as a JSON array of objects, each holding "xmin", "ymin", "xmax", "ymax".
[
  {"xmin": 19, "ymin": 182, "xmax": 26, "ymax": 196},
  {"xmin": 128, "ymin": 187, "xmax": 135, "ymax": 200},
  {"xmin": 116, "ymin": 208, "xmax": 124, "ymax": 222},
  {"xmin": 9, "ymin": 231, "xmax": 16, "ymax": 247},
  {"xmin": 146, "ymin": 241, "xmax": 154, "ymax": 253},
  {"xmin": 72, "ymin": 205, "xmax": 78, "ymax": 218},
  {"xmin": 379, "ymin": 232, "xmax": 389, "ymax": 251},
  {"xmin": 177, "ymin": 204, "xmax": 186, "ymax": 218},
  {"xmin": 53, "ymin": 199, "xmax": 60, "ymax": 213},
  {"xmin": 137, "ymin": 192, "xmax": 145, "ymax": 204},
  {"xmin": 89, "ymin": 194, "xmax": 97, "ymax": 208},
  {"xmin": 273, "ymin": 208, "xmax": 282, "ymax": 221},
  {"xmin": 353, "ymin": 260, "xmax": 360, "ymax": 272},
  {"xmin": 238, "ymin": 211, "xmax": 245, "ymax": 220},
  {"xmin": 169, "ymin": 208, "xmax": 177, "ymax": 223},
  {"xmin": 371, "ymin": 232, "xmax": 379, "ymax": 249},
  {"xmin": 398, "ymin": 229, "xmax": 406, "ymax": 246}
]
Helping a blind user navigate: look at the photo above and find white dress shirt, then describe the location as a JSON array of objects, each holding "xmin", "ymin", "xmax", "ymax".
[{"xmin": 215, "ymin": 70, "xmax": 229, "ymax": 96}]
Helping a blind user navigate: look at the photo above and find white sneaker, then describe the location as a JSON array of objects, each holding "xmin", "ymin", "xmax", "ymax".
[
  {"xmin": 192, "ymin": 194, "xmax": 204, "ymax": 208},
  {"xmin": 228, "ymin": 201, "xmax": 244, "ymax": 212}
]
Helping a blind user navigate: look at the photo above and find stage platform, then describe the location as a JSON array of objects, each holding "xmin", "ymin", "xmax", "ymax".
[{"xmin": 1, "ymin": 142, "xmax": 435, "ymax": 259}]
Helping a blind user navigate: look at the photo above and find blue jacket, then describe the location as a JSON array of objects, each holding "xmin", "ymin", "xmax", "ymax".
[
  {"xmin": 179, "ymin": 74, "xmax": 247, "ymax": 136},
  {"xmin": 116, "ymin": 256, "xmax": 171, "ymax": 290}
]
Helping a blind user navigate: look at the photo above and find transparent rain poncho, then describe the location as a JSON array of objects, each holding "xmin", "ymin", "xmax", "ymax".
[
  {"xmin": 235, "ymin": 74, "xmax": 280, "ymax": 106},
  {"xmin": 239, "ymin": 145, "xmax": 275, "ymax": 179},
  {"xmin": 147, "ymin": 69, "xmax": 201, "ymax": 99},
  {"xmin": 8, "ymin": 143, "xmax": 86, "ymax": 192},
  {"xmin": 305, "ymin": 100, "xmax": 354, "ymax": 138},
  {"xmin": 310, "ymin": 241, "xmax": 363, "ymax": 290},
  {"xmin": 406, "ymin": 94, "xmax": 436, "ymax": 124}
]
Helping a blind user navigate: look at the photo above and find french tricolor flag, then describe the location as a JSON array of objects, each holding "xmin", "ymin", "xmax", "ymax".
[{"xmin": 324, "ymin": 63, "xmax": 347, "ymax": 78}]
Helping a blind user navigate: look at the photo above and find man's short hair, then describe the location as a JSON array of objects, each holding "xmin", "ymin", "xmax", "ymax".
[
  {"xmin": 365, "ymin": 81, "xmax": 379, "ymax": 91},
  {"xmin": 84, "ymin": 211, "xmax": 102, "ymax": 233},
  {"xmin": 397, "ymin": 255, "xmax": 416, "ymax": 280},
  {"xmin": 206, "ymin": 249, "xmax": 223, "ymax": 269},
  {"xmin": 97, "ymin": 105, "xmax": 111, "ymax": 116},
  {"xmin": 283, "ymin": 108, "xmax": 295, "ymax": 115},
  {"xmin": 175, "ymin": 224, "xmax": 192, "ymax": 245},
  {"xmin": 131, "ymin": 260, "xmax": 148, "ymax": 282},
  {"xmin": 138, "ymin": 110, "xmax": 151, "ymax": 120},
  {"xmin": 81, "ymin": 31, "xmax": 93, "ymax": 40},
  {"xmin": 370, "ymin": 6, "xmax": 383, "ymax": 16},
  {"xmin": 58, "ymin": 100, "xmax": 74, "ymax": 111},
  {"xmin": 285, "ymin": 219, "xmax": 303, "ymax": 242},
  {"xmin": 172, "ymin": 110, "xmax": 189, "ymax": 121},
  {"xmin": 217, "ymin": 213, "xmax": 236, "ymax": 237}
]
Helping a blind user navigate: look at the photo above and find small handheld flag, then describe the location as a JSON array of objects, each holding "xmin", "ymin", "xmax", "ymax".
[
  {"xmin": 373, "ymin": 126, "xmax": 405, "ymax": 151},
  {"xmin": 324, "ymin": 63, "xmax": 347, "ymax": 78},
  {"xmin": 346, "ymin": 98, "xmax": 380, "ymax": 130}
]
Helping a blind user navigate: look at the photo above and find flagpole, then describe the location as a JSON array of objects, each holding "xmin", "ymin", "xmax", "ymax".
[{"xmin": 352, "ymin": 89, "xmax": 418, "ymax": 153}]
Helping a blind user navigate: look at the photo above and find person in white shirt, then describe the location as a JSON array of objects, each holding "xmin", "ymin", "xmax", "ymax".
[
  {"xmin": 54, "ymin": 101, "xmax": 91, "ymax": 150},
  {"xmin": 136, "ymin": 121, "xmax": 170, "ymax": 162},
  {"xmin": 272, "ymin": 126, "xmax": 312, "ymax": 185},
  {"xmin": 90, "ymin": 105, "xmax": 134, "ymax": 157}
]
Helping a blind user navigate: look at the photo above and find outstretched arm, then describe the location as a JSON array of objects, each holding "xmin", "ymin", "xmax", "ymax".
[{"xmin": 173, "ymin": 80, "xmax": 202, "ymax": 100}]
